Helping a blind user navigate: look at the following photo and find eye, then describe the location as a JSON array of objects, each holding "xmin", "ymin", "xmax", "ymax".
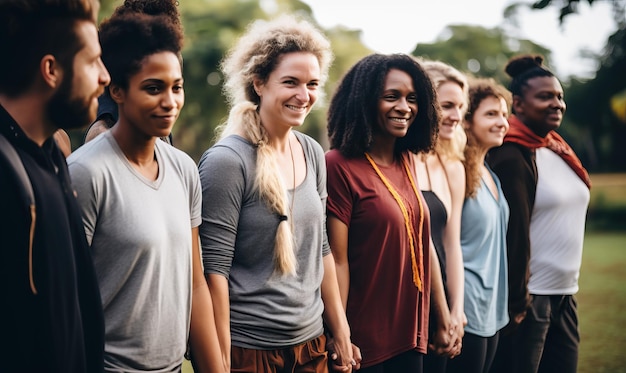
[
  {"xmin": 407, "ymin": 94, "xmax": 418, "ymax": 103},
  {"xmin": 173, "ymin": 84, "xmax": 184, "ymax": 93},
  {"xmin": 307, "ymin": 81, "xmax": 319, "ymax": 89},
  {"xmin": 145, "ymin": 86, "xmax": 161, "ymax": 94},
  {"xmin": 283, "ymin": 79, "xmax": 297, "ymax": 86}
]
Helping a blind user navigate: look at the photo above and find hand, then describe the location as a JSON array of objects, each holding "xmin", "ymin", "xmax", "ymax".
[
  {"xmin": 428, "ymin": 322, "xmax": 454, "ymax": 357},
  {"xmin": 327, "ymin": 336, "xmax": 361, "ymax": 371},
  {"xmin": 448, "ymin": 313, "xmax": 464, "ymax": 358},
  {"xmin": 501, "ymin": 310, "xmax": 527, "ymax": 335}
]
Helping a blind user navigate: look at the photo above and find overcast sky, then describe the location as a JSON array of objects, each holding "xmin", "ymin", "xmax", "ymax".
[{"xmin": 296, "ymin": 0, "xmax": 616, "ymax": 79}]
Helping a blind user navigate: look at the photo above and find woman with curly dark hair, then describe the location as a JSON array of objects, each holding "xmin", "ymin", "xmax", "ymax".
[
  {"xmin": 488, "ymin": 55, "xmax": 590, "ymax": 373},
  {"xmin": 326, "ymin": 53, "xmax": 454, "ymax": 372},
  {"xmin": 67, "ymin": 1, "xmax": 223, "ymax": 371}
]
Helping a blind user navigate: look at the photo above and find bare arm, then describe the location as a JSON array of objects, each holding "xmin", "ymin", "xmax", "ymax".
[
  {"xmin": 327, "ymin": 216, "xmax": 350, "ymax": 309},
  {"xmin": 428, "ymin": 241, "xmax": 457, "ymax": 357},
  {"xmin": 205, "ymin": 273, "xmax": 230, "ymax": 372},
  {"xmin": 53, "ymin": 129, "xmax": 71, "ymax": 157},
  {"xmin": 188, "ymin": 227, "xmax": 225, "ymax": 373},
  {"xmin": 325, "ymin": 216, "xmax": 361, "ymax": 371},
  {"xmin": 442, "ymin": 160, "xmax": 466, "ymax": 329}
]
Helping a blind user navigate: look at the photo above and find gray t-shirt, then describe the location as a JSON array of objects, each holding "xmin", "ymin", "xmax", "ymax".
[
  {"xmin": 68, "ymin": 131, "xmax": 201, "ymax": 372},
  {"xmin": 198, "ymin": 132, "xmax": 330, "ymax": 349}
]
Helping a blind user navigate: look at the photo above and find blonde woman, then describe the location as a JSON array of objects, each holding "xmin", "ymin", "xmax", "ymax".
[
  {"xmin": 198, "ymin": 16, "xmax": 359, "ymax": 372},
  {"xmin": 415, "ymin": 60, "xmax": 468, "ymax": 372}
]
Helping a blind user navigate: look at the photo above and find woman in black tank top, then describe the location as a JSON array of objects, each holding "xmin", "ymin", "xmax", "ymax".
[{"xmin": 415, "ymin": 59, "xmax": 469, "ymax": 372}]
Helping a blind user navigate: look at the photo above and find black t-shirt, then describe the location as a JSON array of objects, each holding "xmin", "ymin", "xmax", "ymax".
[{"xmin": 0, "ymin": 105, "xmax": 104, "ymax": 373}]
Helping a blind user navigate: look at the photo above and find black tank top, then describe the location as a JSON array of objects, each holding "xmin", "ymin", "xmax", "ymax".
[{"xmin": 422, "ymin": 190, "xmax": 448, "ymax": 287}]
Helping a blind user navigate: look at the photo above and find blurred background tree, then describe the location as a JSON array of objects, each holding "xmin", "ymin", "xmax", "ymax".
[{"xmin": 78, "ymin": 0, "xmax": 624, "ymax": 172}]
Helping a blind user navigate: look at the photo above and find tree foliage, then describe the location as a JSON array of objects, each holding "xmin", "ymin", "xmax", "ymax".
[
  {"xmin": 410, "ymin": 25, "xmax": 551, "ymax": 83},
  {"xmin": 78, "ymin": 0, "xmax": 624, "ymax": 171}
]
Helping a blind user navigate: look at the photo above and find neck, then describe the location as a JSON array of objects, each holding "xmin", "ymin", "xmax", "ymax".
[
  {"xmin": 0, "ymin": 94, "xmax": 55, "ymax": 146},
  {"xmin": 475, "ymin": 146, "xmax": 488, "ymax": 166},
  {"xmin": 263, "ymin": 123, "xmax": 293, "ymax": 153},
  {"xmin": 110, "ymin": 121, "xmax": 158, "ymax": 166},
  {"xmin": 367, "ymin": 136, "xmax": 397, "ymax": 166}
]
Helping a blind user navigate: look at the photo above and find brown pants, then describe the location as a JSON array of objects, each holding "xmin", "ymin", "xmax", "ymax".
[{"xmin": 231, "ymin": 334, "xmax": 328, "ymax": 373}]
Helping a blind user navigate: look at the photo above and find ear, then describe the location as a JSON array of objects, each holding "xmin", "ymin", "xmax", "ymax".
[
  {"xmin": 512, "ymin": 95, "xmax": 523, "ymax": 115},
  {"xmin": 40, "ymin": 55, "xmax": 63, "ymax": 90},
  {"xmin": 109, "ymin": 84, "xmax": 125, "ymax": 104},
  {"xmin": 252, "ymin": 78, "xmax": 263, "ymax": 97}
]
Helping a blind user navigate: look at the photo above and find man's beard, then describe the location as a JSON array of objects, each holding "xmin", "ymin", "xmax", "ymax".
[{"xmin": 47, "ymin": 71, "xmax": 96, "ymax": 131}]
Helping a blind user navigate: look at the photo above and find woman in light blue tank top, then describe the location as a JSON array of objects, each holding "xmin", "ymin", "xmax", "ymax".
[{"xmin": 447, "ymin": 78, "xmax": 511, "ymax": 373}]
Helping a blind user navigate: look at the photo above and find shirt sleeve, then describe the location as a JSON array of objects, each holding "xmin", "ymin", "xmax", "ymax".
[
  {"xmin": 325, "ymin": 150, "xmax": 354, "ymax": 227},
  {"xmin": 488, "ymin": 144, "xmax": 535, "ymax": 315},
  {"xmin": 67, "ymin": 160, "xmax": 100, "ymax": 246},
  {"xmin": 306, "ymin": 135, "xmax": 331, "ymax": 257},
  {"xmin": 198, "ymin": 144, "xmax": 246, "ymax": 279}
]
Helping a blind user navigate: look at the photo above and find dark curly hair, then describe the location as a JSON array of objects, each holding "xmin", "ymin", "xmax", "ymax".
[
  {"xmin": 111, "ymin": 0, "xmax": 181, "ymax": 27},
  {"xmin": 99, "ymin": 0, "xmax": 183, "ymax": 90},
  {"xmin": 505, "ymin": 54, "xmax": 555, "ymax": 104},
  {"xmin": 327, "ymin": 53, "xmax": 439, "ymax": 158}
]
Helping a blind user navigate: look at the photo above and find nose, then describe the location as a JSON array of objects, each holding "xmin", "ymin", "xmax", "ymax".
[
  {"xmin": 497, "ymin": 115, "xmax": 509, "ymax": 128},
  {"xmin": 449, "ymin": 106, "xmax": 462, "ymax": 122},
  {"xmin": 99, "ymin": 58, "xmax": 111, "ymax": 86},
  {"xmin": 551, "ymin": 96, "xmax": 566, "ymax": 111},
  {"xmin": 295, "ymin": 84, "xmax": 310, "ymax": 103},
  {"xmin": 161, "ymin": 90, "xmax": 178, "ymax": 110},
  {"xmin": 395, "ymin": 98, "xmax": 411, "ymax": 114}
]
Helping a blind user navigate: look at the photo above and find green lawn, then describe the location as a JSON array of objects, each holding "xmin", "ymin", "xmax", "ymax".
[{"xmin": 578, "ymin": 231, "xmax": 626, "ymax": 373}]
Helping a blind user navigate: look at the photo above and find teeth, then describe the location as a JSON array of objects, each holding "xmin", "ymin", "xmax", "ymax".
[
  {"xmin": 390, "ymin": 118, "xmax": 408, "ymax": 123},
  {"xmin": 287, "ymin": 105, "xmax": 306, "ymax": 111}
]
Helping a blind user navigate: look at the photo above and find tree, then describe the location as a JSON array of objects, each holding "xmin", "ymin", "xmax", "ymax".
[
  {"xmin": 410, "ymin": 25, "xmax": 551, "ymax": 84},
  {"xmin": 503, "ymin": 0, "xmax": 626, "ymax": 171}
]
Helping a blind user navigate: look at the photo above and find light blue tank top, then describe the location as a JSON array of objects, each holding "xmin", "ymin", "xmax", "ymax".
[{"xmin": 461, "ymin": 164, "xmax": 509, "ymax": 337}]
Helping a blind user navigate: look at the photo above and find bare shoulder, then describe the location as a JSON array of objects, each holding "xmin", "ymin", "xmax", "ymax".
[
  {"xmin": 84, "ymin": 120, "xmax": 111, "ymax": 143},
  {"xmin": 443, "ymin": 159, "xmax": 465, "ymax": 192},
  {"xmin": 53, "ymin": 129, "xmax": 72, "ymax": 157}
]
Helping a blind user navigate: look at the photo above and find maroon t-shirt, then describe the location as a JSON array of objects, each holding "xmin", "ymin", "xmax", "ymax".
[{"xmin": 326, "ymin": 149, "xmax": 431, "ymax": 367}]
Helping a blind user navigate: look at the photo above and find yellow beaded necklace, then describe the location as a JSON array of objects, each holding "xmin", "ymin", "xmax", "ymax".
[{"xmin": 365, "ymin": 152, "xmax": 424, "ymax": 291}]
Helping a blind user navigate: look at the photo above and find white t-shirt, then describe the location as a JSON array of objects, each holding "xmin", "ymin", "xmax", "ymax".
[
  {"xmin": 528, "ymin": 147, "xmax": 590, "ymax": 295},
  {"xmin": 68, "ymin": 131, "xmax": 201, "ymax": 372}
]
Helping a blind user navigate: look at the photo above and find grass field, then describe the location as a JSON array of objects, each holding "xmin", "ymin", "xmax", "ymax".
[{"xmin": 578, "ymin": 231, "xmax": 626, "ymax": 373}]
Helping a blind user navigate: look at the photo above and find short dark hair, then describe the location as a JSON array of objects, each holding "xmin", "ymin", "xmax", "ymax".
[
  {"xmin": 328, "ymin": 53, "xmax": 440, "ymax": 157},
  {"xmin": 99, "ymin": 1, "xmax": 183, "ymax": 90},
  {"xmin": 0, "ymin": 0, "xmax": 96, "ymax": 96}
]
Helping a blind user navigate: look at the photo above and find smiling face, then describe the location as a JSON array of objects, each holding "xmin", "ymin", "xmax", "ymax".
[
  {"xmin": 376, "ymin": 68, "xmax": 417, "ymax": 140},
  {"xmin": 254, "ymin": 51, "xmax": 320, "ymax": 132},
  {"xmin": 436, "ymin": 80, "xmax": 466, "ymax": 141},
  {"xmin": 113, "ymin": 51, "xmax": 184, "ymax": 139},
  {"xmin": 514, "ymin": 75, "xmax": 565, "ymax": 137},
  {"xmin": 467, "ymin": 95, "xmax": 509, "ymax": 150}
]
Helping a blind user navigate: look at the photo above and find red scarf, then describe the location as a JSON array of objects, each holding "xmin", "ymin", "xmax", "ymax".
[{"xmin": 505, "ymin": 114, "xmax": 591, "ymax": 189}]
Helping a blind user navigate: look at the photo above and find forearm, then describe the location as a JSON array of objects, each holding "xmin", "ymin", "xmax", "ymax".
[
  {"xmin": 206, "ymin": 274, "xmax": 231, "ymax": 372},
  {"xmin": 321, "ymin": 254, "xmax": 350, "ymax": 339},
  {"xmin": 430, "ymin": 244, "xmax": 450, "ymax": 322},
  {"xmin": 189, "ymin": 284, "xmax": 224, "ymax": 373},
  {"xmin": 444, "ymin": 245, "xmax": 464, "ymax": 320}
]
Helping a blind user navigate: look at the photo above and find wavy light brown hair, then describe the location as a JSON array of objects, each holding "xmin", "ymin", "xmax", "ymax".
[
  {"xmin": 218, "ymin": 15, "xmax": 333, "ymax": 276},
  {"xmin": 463, "ymin": 78, "xmax": 512, "ymax": 198}
]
